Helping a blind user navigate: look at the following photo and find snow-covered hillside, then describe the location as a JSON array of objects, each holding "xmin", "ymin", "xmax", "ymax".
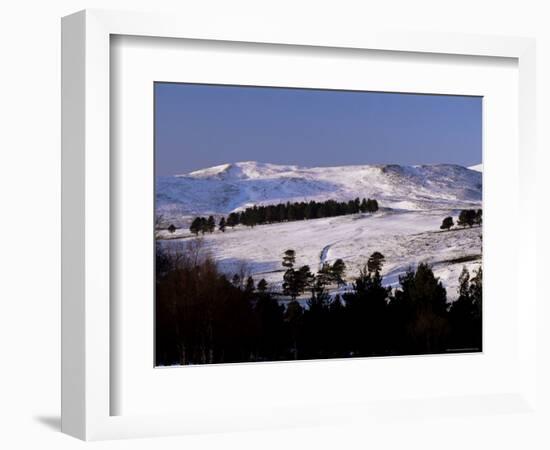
[
  {"xmin": 157, "ymin": 161, "xmax": 482, "ymax": 302},
  {"xmin": 157, "ymin": 161, "xmax": 482, "ymax": 225}
]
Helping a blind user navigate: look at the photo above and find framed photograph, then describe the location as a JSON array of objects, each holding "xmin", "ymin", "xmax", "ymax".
[
  {"xmin": 154, "ymin": 83, "xmax": 484, "ymax": 366},
  {"xmin": 62, "ymin": 9, "xmax": 537, "ymax": 440}
]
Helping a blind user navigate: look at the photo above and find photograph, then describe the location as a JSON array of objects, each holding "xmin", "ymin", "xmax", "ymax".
[{"xmin": 154, "ymin": 83, "xmax": 483, "ymax": 366}]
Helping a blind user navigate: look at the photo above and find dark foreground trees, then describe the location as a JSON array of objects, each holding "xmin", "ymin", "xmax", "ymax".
[
  {"xmin": 448, "ymin": 266, "xmax": 482, "ymax": 350},
  {"xmin": 388, "ymin": 263, "xmax": 450, "ymax": 354},
  {"xmin": 156, "ymin": 244, "xmax": 482, "ymax": 366}
]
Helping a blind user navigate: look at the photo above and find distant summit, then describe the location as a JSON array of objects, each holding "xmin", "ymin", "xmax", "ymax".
[{"xmin": 184, "ymin": 161, "xmax": 301, "ymax": 181}]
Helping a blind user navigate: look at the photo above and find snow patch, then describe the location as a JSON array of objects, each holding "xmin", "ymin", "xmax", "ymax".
[{"xmin": 468, "ymin": 163, "xmax": 483, "ymax": 172}]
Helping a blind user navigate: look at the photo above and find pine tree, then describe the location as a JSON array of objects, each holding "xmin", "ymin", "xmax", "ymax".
[
  {"xmin": 440, "ymin": 216, "xmax": 454, "ymax": 231},
  {"xmin": 457, "ymin": 209, "xmax": 476, "ymax": 228},
  {"xmin": 282, "ymin": 269, "xmax": 296, "ymax": 298},
  {"xmin": 474, "ymin": 209, "xmax": 482, "ymax": 226},
  {"xmin": 198, "ymin": 217, "xmax": 208, "ymax": 234},
  {"xmin": 367, "ymin": 252, "xmax": 385, "ymax": 274},
  {"xmin": 278, "ymin": 204, "xmax": 286, "ymax": 222},
  {"xmin": 469, "ymin": 267, "xmax": 482, "ymax": 317},
  {"xmin": 226, "ymin": 212, "xmax": 239, "ymax": 228},
  {"xmin": 168, "ymin": 224, "xmax": 176, "ymax": 234},
  {"xmin": 282, "ymin": 249, "xmax": 296, "ymax": 269},
  {"xmin": 469, "ymin": 267, "xmax": 483, "ymax": 351},
  {"xmin": 254, "ymin": 288, "xmax": 284, "ymax": 360},
  {"xmin": 394, "ymin": 263, "xmax": 449, "ymax": 353},
  {"xmin": 282, "ymin": 265, "xmax": 313, "ymax": 299},
  {"xmin": 287, "ymin": 203, "xmax": 296, "ymax": 221},
  {"xmin": 304, "ymin": 201, "xmax": 314, "ymax": 219},
  {"xmin": 316, "ymin": 263, "xmax": 333, "ymax": 287},
  {"xmin": 190, "ymin": 217, "xmax": 202, "ymax": 235},
  {"xmin": 284, "ymin": 300, "xmax": 304, "ymax": 359},
  {"xmin": 458, "ymin": 266, "xmax": 470, "ymax": 299},
  {"xmin": 264, "ymin": 206, "xmax": 273, "ymax": 224},
  {"xmin": 245, "ymin": 276, "xmax": 255, "ymax": 293},
  {"xmin": 343, "ymin": 265, "xmax": 391, "ymax": 356},
  {"xmin": 257, "ymin": 278, "xmax": 268, "ymax": 293},
  {"xmin": 207, "ymin": 216, "xmax": 216, "ymax": 233},
  {"xmin": 448, "ymin": 266, "xmax": 482, "ymax": 351},
  {"xmin": 365, "ymin": 199, "xmax": 379, "ymax": 213},
  {"xmin": 249, "ymin": 205, "xmax": 259, "ymax": 227},
  {"xmin": 308, "ymin": 282, "xmax": 331, "ymax": 311},
  {"xmin": 354, "ymin": 197, "xmax": 361, "ymax": 213},
  {"xmin": 350, "ymin": 267, "xmax": 390, "ymax": 302},
  {"xmin": 219, "ymin": 217, "xmax": 226, "ymax": 232},
  {"xmin": 296, "ymin": 265, "xmax": 314, "ymax": 293},
  {"xmin": 330, "ymin": 259, "xmax": 346, "ymax": 286},
  {"xmin": 243, "ymin": 210, "xmax": 253, "ymax": 227}
]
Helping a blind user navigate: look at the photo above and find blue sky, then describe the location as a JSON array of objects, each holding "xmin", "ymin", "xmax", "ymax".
[{"xmin": 155, "ymin": 82, "xmax": 482, "ymax": 176}]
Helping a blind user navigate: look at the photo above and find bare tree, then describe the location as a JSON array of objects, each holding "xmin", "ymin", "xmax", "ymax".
[
  {"xmin": 183, "ymin": 237, "xmax": 211, "ymax": 268},
  {"xmin": 232, "ymin": 261, "xmax": 251, "ymax": 290}
]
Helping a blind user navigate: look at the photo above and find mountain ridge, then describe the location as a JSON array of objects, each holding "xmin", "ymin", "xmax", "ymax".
[{"xmin": 157, "ymin": 161, "xmax": 482, "ymax": 224}]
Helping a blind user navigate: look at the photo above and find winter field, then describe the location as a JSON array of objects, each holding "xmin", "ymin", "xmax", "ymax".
[{"xmin": 157, "ymin": 161, "xmax": 482, "ymax": 303}]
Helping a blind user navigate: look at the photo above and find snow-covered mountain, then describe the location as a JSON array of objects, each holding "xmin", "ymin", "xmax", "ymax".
[
  {"xmin": 157, "ymin": 161, "xmax": 482, "ymax": 223},
  {"xmin": 157, "ymin": 161, "xmax": 483, "ymax": 301}
]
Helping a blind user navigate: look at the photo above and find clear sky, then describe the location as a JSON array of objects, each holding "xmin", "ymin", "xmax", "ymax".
[{"xmin": 155, "ymin": 82, "xmax": 482, "ymax": 176}]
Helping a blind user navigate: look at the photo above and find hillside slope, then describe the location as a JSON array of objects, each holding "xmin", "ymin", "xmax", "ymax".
[
  {"xmin": 157, "ymin": 161, "xmax": 482, "ymax": 224},
  {"xmin": 157, "ymin": 161, "xmax": 482, "ymax": 301}
]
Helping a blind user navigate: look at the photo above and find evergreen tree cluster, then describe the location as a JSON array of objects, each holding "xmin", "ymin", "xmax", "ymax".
[
  {"xmin": 281, "ymin": 249, "xmax": 347, "ymax": 299},
  {"xmin": 457, "ymin": 209, "xmax": 482, "ymax": 228},
  {"xmin": 189, "ymin": 197, "xmax": 379, "ymax": 234},
  {"xmin": 190, "ymin": 215, "xmax": 216, "ymax": 235},
  {"xmin": 156, "ymin": 244, "xmax": 482, "ymax": 365},
  {"xmin": 440, "ymin": 209, "xmax": 482, "ymax": 231},
  {"xmin": 448, "ymin": 266, "xmax": 482, "ymax": 350}
]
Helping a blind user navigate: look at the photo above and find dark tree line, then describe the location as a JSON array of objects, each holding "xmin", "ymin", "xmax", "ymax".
[
  {"xmin": 440, "ymin": 209, "xmax": 482, "ymax": 231},
  {"xmin": 189, "ymin": 197, "xmax": 379, "ymax": 234},
  {"xmin": 156, "ymin": 244, "xmax": 482, "ymax": 365}
]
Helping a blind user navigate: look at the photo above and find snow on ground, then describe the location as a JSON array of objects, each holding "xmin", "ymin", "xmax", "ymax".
[
  {"xmin": 160, "ymin": 209, "xmax": 481, "ymax": 302},
  {"xmin": 158, "ymin": 161, "xmax": 482, "ymax": 304}
]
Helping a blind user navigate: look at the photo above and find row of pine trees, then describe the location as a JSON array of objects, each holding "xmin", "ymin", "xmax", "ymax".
[
  {"xmin": 156, "ymin": 243, "xmax": 482, "ymax": 365},
  {"xmin": 189, "ymin": 197, "xmax": 379, "ymax": 235}
]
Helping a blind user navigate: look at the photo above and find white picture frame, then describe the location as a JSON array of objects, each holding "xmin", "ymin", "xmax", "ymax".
[{"xmin": 61, "ymin": 9, "xmax": 537, "ymax": 441}]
